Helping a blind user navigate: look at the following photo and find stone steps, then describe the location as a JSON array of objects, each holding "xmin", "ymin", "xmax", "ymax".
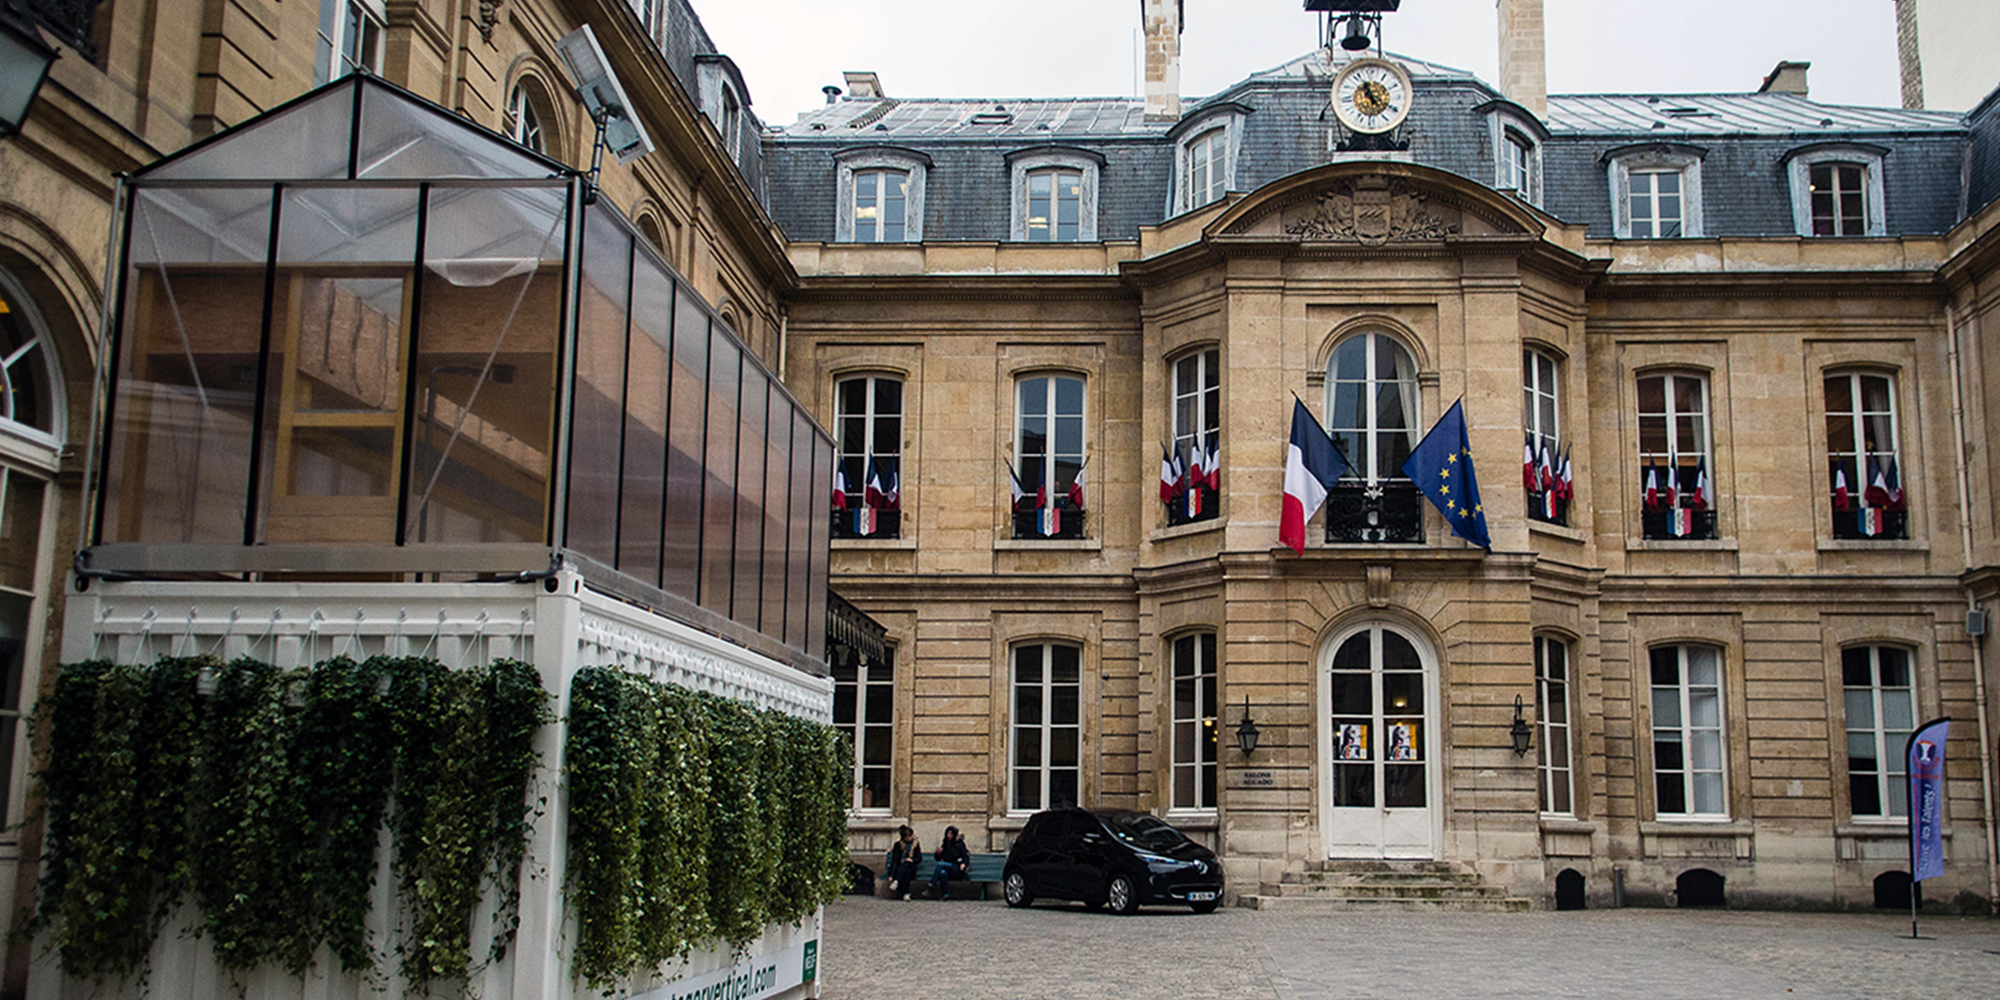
[{"xmin": 1238, "ymin": 860, "xmax": 1534, "ymax": 913}]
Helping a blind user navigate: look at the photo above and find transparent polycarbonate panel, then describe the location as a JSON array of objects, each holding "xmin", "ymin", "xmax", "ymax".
[
  {"xmin": 565, "ymin": 215, "xmax": 631, "ymax": 564},
  {"xmin": 355, "ymin": 82, "xmax": 553, "ymax": 181},
  {"xmin": 805, "ymin": 431, "xmax": 833, "ymax": 660},
  {"xmin": 731, "ymin": 367, "xmax": 769, "ymax": 624},
  {"xmin": 785, "ymin": 410, "xmax": 816, "ymax": 649},
  {"xmin": 617, "ymin": 262, "xmax": 672, "ymax": 586},
  {"xmin": 256, "ymin": 185, "xmax": 420, "ymax": 544},
  {"xmin": 761, "ymin": 398, "xmax": 791, "ymax": 637},
  {"xmin": 144, "ymin": 84, "xmax": 356, "ymax": 181},
  {"xmin": 663, "ymin": 307, "xmax": 707, "ymax": 602},
  {"xmin": 701, "ymin": 342, "xmax": 741, "ymax": 615},
  {"xmin": 100, "ymin": 187, "xmax": 275, "ymax": 544},
  {"xmin": 407, "ymin": 186, "xmax": 563, "ymax": 545}
]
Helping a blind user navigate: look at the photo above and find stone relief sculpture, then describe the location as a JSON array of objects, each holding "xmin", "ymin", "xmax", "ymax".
[{"xmin": 1285, "ymin": 176, "xmax": 1460, "ymax": 244}]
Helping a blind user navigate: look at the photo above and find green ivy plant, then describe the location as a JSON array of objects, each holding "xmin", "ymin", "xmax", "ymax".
[
  {"xmin": 30, "ymin": 655, "xmax": 550, "ymax": 992},
  {"xmin": 564, "ymin": 668, "xmax": 850, "ymax": 992}
]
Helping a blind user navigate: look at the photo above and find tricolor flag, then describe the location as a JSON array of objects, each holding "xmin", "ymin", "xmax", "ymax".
[
  {"xmin": 1661, "ymin": 464, "xmax": 1677, "ymax": 510},
  {"xmin": 832, "ymin": 463, "xmax": 850, "ymax": 511},
  {"xmin": 1186, "ymin": 477, "xmax": 1203, "ymax": 518},
  {"xmin": 1009, "ymin": 463, "xmax": 1028, "ymax": 510},
  {"xmin": 1187, "ymin": 439, "xmax": 1206, "ymax": 494},
  {"xmin": 1159, "ymin": 444, "xmax": 1178, "ymax": 504},
  {"xmin": 1038, "ymin": 504, "xmax": 1062, "ymax": 537},
  {"xmin": 1068, "ymin": 458, "xmax": 1087, "ymax": 509},
  {"xmin": 1204, "ymin": 444, "xmax": 1221, "ymax": 491},
  {"xmin": 1523, "ymin": 436, "xmax": 1537, "ymax": 491},
  {"xmin": 1538, "ymin": 441, "xmax": 1557, "ymax": 494},
  {"xmin": 1864, "ymin": 454, "xmax": 1892, "ymax": 508},
  {"xmin": 1907, "ymin": 717, "xmax": 1952, "ymax": 883},
  {"xmin": 1643, "ymin": 464, "xmax": 1661, "ymax": 510},
  {"xmin": 1885, "ymin": 456, "xmax": 1905, "ymax": 511},
  {"xmin": 1557, "ymin": 446, "xmax": 1574, "ymax": 501},
  {"xmin": 882, "ymin": 462, "xmax": 901, "ymax": 511},
  {"xmin": 1859, "ymin": 507, "xmax": 1884, "ymax": 537},
  {"xmin": 1670, "ymin": 508, "xmax": 1693, "ymax": 538},
  {"xmin": 864, "ymin": 459, "xmax": 886, "ymax": 509},
  {"xmin": 1280, "ymin": 399, "xmax": 1350, "ymax": 554},
  {"xmin": 1687, "ymin": 457, "xmax": 1709, "ymax": 511},
  {"xmin": 1833, "ymin": 465, "xmax": 1853, "ymax": 511},
  {"xmin": 853, "ymin": 506, "xmax": 877, "ymax": 537}
]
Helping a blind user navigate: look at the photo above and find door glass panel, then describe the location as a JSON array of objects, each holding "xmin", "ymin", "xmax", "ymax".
[
  {"xmin": 1334, "ymin": 760, "xmax": 1374, "ymax": 807},
  {"xmin": 1384, "ymin": 764, "xmax": 1425, "ymax": 807},
  {"xmin": 1383, "ymin": 672, "xmax": 1423, "ymax": 715},
  {"xmin": 1331, "ymin": 672, "xmax": 1371, "ymax": 715}
]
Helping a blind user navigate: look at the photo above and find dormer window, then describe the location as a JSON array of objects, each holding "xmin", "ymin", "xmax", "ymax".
[
  {"xmin": 1007, "ymin": 147, "xmax": 1101, "ymax": 243},
  {"xmin": 833, "ymin": 147, "xmax": 929, "ymax": 243},
  {"xmin": 1479, "ymin": 102, "xmax": 1547, "ymax": 207},
  {"xmin": 1170, "ymin": 103, "xmax": 1247, "ymax": 215},
  {"xmin": 1500, "ymin": 131, "xmax": 1533, "ymax": 195},
  {"xmin": 1187, "ymin": 129, "xmax": 1227, "ymax": 209},
  {"xmin": 1784, "ymin": 143, "xmax": 1887, "ymax": 237},
  {"xmin": 1605, "ymin": 144, "xmax": 1705, "ymax": 239}
]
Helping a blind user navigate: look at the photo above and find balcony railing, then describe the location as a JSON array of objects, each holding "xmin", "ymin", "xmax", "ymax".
[
  {"xmin": 1527, "ymin": 491, "xmax": 1570, "ymax": 529},
  {"xmin": 831, "ymin": 508, "xmax": 901, "ymax": 540},
  {"xmin": 1012, "ymin": 503, "xmax": 1087, "ymax": 540},
  {"xmin": 1324, "ymin": 481, "xmax": 1424, "ymax": 544},
  {"xmin": 1641, "ymin": 508, "xmax": 1717, "ymax": 541},
  {"xmin": 1164, "ymin": 487, "xmax": 1219, "ymax": 527},
  {"xmin": 1831, "ymin": 506, "xmax": 1907, "ymax": 541}
]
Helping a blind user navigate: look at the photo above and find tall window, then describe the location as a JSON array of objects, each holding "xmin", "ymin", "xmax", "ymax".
[
  {"xmin": 1523, "ymin": 348, "xmax": 1565, "ymax": 526},
  {"xmin": 1843, "ymin": 645, "xmax": 1914, "ymax": 820},
  {"xmin": 1322, "ymin": 333, "xmax": 1421, "ymax": 544},
  {"xmin": 1651, "ymin": 645, "xmax": 1726, "ymax": 819},
  {"xmin": 1171, "ymin": 633, "xmax": 1218, "ymax": 811},
  {"xmin": 315, "ymin": 0, "xmax": 384, "ymax": 85},
  {"xmin": 1025, "ymin": 168, "xmax": 1082, "ymax": 243},
  {"xmin": 1169, "ymin": 349, "xmax": 1219, "ymax": 525},
  {"xmin": 1810, "ymin": 163, "xmax": 1867, "ymax": 236},
  {"xmin": 1637, "ymin": 372, "xmax": 1714, "ymax": 540},
  {"xmin": 1500, "ymin": 131, "xmax": 1534, "ymax": 196},
  {"xmin": 1826, "ymin": 371, "xmax": 1905, "ymax": 540},
  {"xmin": 1187, "ymin": 129, "xmax": 1227, "ymax": 209},
  {"xmin": 1012, "ymin": 643, "xmax": 1081, "ymax": 812},
  {"xmin": 1535, "ymin": 635, "xmax": 1574, "ymax": 815},
  {"xmin": 852, "ymin": 169, "xmax": 909, "ymax": 243},
  {"xmin": 720, "ymin": 85, "xmax": 742, "ymax": 162},
  {"xmin": 506, "ymin": 81, "xmax": 546, "ymax": 154},
  {"xmin": 833, "ymin": 375, "xmax": 902, "ymax": 539},
  {"xmin": 833, "ymin": 648, "xmax": 894, "ymax": 812},
  {"xmin": 1628, "ymin": 170, "xmax": 1684, "ymax": 238},
  {"xmin": 1015, "ymin": 374, "xmax": 1084, "ymax": 539},
  {"xmin": 0, "ymin": 280, "xmax": 59, "ymax": 833}
]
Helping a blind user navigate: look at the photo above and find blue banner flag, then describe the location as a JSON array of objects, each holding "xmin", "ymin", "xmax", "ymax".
[
  {"xmin": 1400, "ymin": 399, "xmax": 1491, "ymax": 549},
  {"xmin": 1907, "ymin": 717, "xmax": 1951, "ymax": 882}
]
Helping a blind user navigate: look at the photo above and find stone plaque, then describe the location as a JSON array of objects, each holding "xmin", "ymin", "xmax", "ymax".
[{"xmin": 1241, "ymin": 770, "xmax": 1275, "ymax": 788}]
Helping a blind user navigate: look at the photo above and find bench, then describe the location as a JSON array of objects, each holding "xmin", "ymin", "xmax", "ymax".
[{"xmin": 875, "ymin": 851, "xmax": 1008, "ymax": 900}]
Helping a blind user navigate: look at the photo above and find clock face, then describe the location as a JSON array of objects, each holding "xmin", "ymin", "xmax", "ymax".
[{"xmin": 1332, "ymin": 58, "xmax": 1412, "ymax": 135}]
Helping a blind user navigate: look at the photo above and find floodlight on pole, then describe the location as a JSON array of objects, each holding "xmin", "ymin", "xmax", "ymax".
[{"xmin": 555, "ymin": 24, "xmax": 654, "ymax": 200}]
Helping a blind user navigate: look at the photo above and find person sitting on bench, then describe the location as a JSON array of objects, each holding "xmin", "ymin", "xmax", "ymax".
[{"xmin": 929, "ymin": 825, "xmax": 970, "ymax": 899}]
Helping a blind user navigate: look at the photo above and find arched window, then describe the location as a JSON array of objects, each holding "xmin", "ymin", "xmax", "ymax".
[
  {"xmin": 1012, "ymin": 642, "xmax": 1082, "ymax": 811},
  {"xmin": 1651, "ymin": 644, "xmax": 1727, "ymax": 819},
  {"xmin": 1323, "ymin": 332, "xmax": 1418, "ymax": 484},
  {"xmin": 1842, "ymin": 645, "xmax": 1915, "ymax": 819},
  {"xmin": 506, "ymin": 79, "xmax": 549, "ymax": 155},
  {"xmin": 1637, "ymin": 371, "xmax": 1715, "ymax": 540},
  {"xmin": 1013, "ymin": 373, "xmax": 1085, "ymax": 539},
  {"xmin": 1535, "ymin": 634, "xmax": 1574, "ymax": 815},
  {"xmin": 1826, "ymin": 370, "xmax": 1905, "ymax": 539},
  {"xmin": 833, "ymin": 374, "xmax": 903, "ymax": 539},
  {"xmin": 0, "ymin": 288, "xmax": 55, "ymax": 437},
  {"xmin": 0, "ymin": 276, "xmax": 62, "ymax": 837}
]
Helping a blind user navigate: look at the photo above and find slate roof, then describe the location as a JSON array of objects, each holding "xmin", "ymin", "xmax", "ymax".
[
  {"xmin": 786, "ymin": 96, "xmax": 1162, "ymax": 140},
  {"xmin": 1546, "ymin": 92, "xmax": 1964, "ymax": 137}
]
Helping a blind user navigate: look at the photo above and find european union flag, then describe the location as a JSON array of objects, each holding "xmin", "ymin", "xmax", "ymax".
[{"xmin": 1401, "ymin": 399, "xmax": 1491, "ymax": 549}]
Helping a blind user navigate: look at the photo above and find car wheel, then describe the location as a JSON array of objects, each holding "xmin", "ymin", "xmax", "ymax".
[
  {"xmin": 1190, "ymin": 899, "xmax": 1219, "ymax": 914},
  {"xmin": 1106, "ymin": 874, "xmax": 1138, "ymax": 915},
  {"xmin": 1003, "ymin": 871, "xmax": 1033, "ymax": 908}
]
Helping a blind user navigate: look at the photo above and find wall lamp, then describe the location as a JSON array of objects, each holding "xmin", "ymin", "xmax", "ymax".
[
  {"xmin": 1510, "ymin": 694, "xmax": 1533, "ymax": 757},
  {"xmin": 1234, "ymin": 697, "xmax": 1261, "ymax": 757},
  {"xmin": 0, "ymin": 13, "xmax": 57, "ymax": 139}
]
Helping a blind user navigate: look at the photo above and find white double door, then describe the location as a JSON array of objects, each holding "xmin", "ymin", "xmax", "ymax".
[{"xmin": 1319, "ymin": 624, "xmax": 1439, "ymax": 859}]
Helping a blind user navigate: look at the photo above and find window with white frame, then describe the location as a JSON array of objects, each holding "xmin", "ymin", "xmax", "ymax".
[
  {"xmin": 720, "ymin": 85, "xmax": 742, "ymax": 162},
  {"xmin": 1171, "ymin": 632, "xmax": 1218, "ymax": 811},
  {"xmin": 1484, "ymin": 107, "xmax": 1544, "ymax": 206},
  {"xmin": 1786, "ymin": 145, "xmax": 1886, "ymax": 237},
  {"xmin": 1637, "ymin": 372, "xmax": 1715, "ymax": 540},
  {"xmin": 833, "ymin": 375, "xmax": 902, "ymax": 538},
  {"xmin": 1651, "ymin": 644, "xmax": 1727, "ymax": 819},
  {"xmin": 1008, "ymin": 150, "xmax": 1099, "ymax": 242},
  {"xmin": 1324, "ymin": 332, "xmax": 1419, "ymax": 484},
  {"xmin": 1169, "ymin": 348, "xmax": 1219, "ymax": 525},
  {"xmin": 833, "ymin": 647, "xmax": 894, "ymax": 812},
  {"xmin": 1012, "ymin": 642, "xmax": 1081, "ymax": 812},
  {"xmin": 1843, "ymin": 645, "xmax": 1914, "ymax": 820},
  {"xmin": 0, "ymin": 278, "xmax": 61, "ymax": 834},
  {"xmin": 1186, "ymin": 128, "xmax": 1228, "ymax": 211},
  {"xmin": 834, "ymin": 148, "xmax": 928, "ymax": 243},
  {"xmin": 1501, "ymin": 131, "xmax": 1534, "ymax": 196},
  {"xmin": 1536, "ymin": 635, "xmax": 1574, "ymax": 815},
  {"xmin": 1607, "ymin": 146, "xmax": 1704, "ymax": 239},
  {"xmin": 1014, "ymin": 374, "xmax": 1085, "ymax": 539},
  {"xmin": 1523, "ymin": 348, "xmax": 1565, "ymax": 526},
  {"xmin": 1825, "ymin": 371, "xmax": 1905, "ymax": 540},
  {"xmin": 315, "ymin": 0, "xmax": 384, "ymax": 85},
  {"xmin": 506, "ymin": 80, "xmax": 548, "ymax": 155}
]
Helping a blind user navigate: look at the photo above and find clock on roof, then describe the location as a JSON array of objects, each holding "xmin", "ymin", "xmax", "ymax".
[{"xmin": 1331, "ymin": 57, "xmax": 1412, "ymax": 135}]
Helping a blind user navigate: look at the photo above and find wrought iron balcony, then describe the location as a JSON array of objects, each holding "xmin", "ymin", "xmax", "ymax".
[
  {"xmin": 1527, "ymin": 491, "xmax": 1570, "ymax": 529},
  {"xmin": 1830, "ymin": 506, "xmax": 1907, "ymax": 541},
  {"xmin": 1640, "ymin": 508, "xmax": 1718, "ymax": 541},
  {"xmin": 1012, "ymin": 502, "xmax": 1086, "ymax": 540},
  {"xmin": 831, "ymin": 508, "xmax": 901, "ymax": 540},
  {"xmin": 1164, "ymin": 487, "xmax": 1219, "ymax": 527},
  {"xmin": 1323, "ymin": 481, "xmax": 1424, "ymax": 544}
]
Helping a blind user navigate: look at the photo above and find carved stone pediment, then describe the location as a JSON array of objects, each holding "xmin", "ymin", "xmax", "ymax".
[{"xmin": 1283, "ymin": 176, "xmax": 1459, "ymax": 245}]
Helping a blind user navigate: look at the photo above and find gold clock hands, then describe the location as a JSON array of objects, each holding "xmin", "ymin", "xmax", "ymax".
[{"xmin": 1355, "ymin": 80, "xmax": 1391, "ymax": 116}]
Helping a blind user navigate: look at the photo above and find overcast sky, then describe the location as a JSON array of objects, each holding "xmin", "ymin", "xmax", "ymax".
[{"xmin": 698, "ymin": 0, "xmax": 1903, "ymax": 127}]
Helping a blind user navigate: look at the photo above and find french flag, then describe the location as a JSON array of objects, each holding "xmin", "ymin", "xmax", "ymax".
[
  {"xmin": 1204, "ymin": 444, "xmax": 1221, "ymax": 491},
  {"xmin": 1557, "ymin": 446, "xmax": 1573, "ymax": 501},
  {"xmin": 1159, "ymin": 444, "xmax": 1178, "ymax": 503},
  {"xmin": 832, "ymin": 463, "xmax": 850, "ymax": 511},
  {"xmin": 1039, "ymin": 504, "xmax": 1061, "ymax": 537},
  {"xmin": 882, "ymin": 462, "xmax": 900, "ymax": 511},
  {"xmin": 1832, "ymin": 465, "xmax": 1853, "ymax": 511},
  {"xmin": 864, "ymin": 459, "xmax": 886, "ymax": 509},
  {"xmin": 1687, "ymin": 457, "xmax": 1709, "ymax": 511},
  {"xmin": 1280, "ymin": 399, "xmax": 1349, "ymax": 554},
  {"xmin": 1644, "ymin": 464, "xmax": 1660, "ymax": 510},
  {"xmin": 1523, "ymin": 436, "xmax": 1536, "ymax": 491},
  {"xmin": 1885, "ymin": 456, "xmax": 1904, "ymax": 511},
  {"xmin": 1863, "ymin": 454, "xmax": 1891, "ymax": 508},
  {"xmin": 1068, "ymin": 458, "xmax": 1087, "ymax": 510}
]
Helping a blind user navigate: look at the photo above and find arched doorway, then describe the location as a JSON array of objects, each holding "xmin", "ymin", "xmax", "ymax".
[{"xmin": 1318, "ymin": 622, "xmax": 1439, "ymax": 858}]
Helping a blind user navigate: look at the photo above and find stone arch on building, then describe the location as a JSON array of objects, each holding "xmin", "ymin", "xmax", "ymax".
[
  {"xmin": 1206, "ymin": 159, "xmax": 1546, "ymax": 244},
  {"xmin": 501, "ymin": 58, "xmax": 570, "ymax": 160},
  {"xmin": 1314, "ymin": 614, "xmax": 1445, "ymax": 861}
]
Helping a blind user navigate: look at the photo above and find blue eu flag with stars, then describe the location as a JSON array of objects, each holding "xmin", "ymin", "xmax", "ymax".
[{"xmin": 1401, "ymin": 399, "xmax": 1491, "ymax": 549}]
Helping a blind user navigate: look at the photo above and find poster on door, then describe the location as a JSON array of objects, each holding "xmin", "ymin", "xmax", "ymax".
[
  {"xmin": 1386, "ymin": 722, "xmax": 1420, "ymax": 761},
  {"xmin": 1337, "ymin": 723, "xmax": 1369, "ymax": 760}
]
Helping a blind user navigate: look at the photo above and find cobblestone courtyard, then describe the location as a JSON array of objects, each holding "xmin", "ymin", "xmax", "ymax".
[{"xmin": 818, "ymin": 895, "xmax": 2000, "ymax": 999}]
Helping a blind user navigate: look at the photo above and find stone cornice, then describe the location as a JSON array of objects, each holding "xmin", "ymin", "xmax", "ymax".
[
  {"xmin": 790, "ymin": 273, "xmax": 1135, "ymax": 303},
  {"xmin": 1590, "ymin": 269, "xmax": 1940, "ymax": 300}
]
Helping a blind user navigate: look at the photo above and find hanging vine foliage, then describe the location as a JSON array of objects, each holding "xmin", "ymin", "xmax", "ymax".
[
  {"xmin": 564, "ymin": 667, "xmax": 850, "ymax": 992},
  {"xmin": 31, "ymin": 654, "xmax": 550, "ymax": 991}
]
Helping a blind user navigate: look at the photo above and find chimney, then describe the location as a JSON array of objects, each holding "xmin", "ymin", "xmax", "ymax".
[
  {"xmin": 822, "ymin": 85, "xmax": 843, "ymax": 105},
  {"xmin": 843, "ymin": 72, "xmax": 884, "ymax": 100},
  {"xmin": 1142, "ymin": 0, "xmax": 1182, "ymax": 122},
  {"xmin": 1894, "ymin": 0, "xmax": 1923, "ymax": 109},
  {"xmin": 1495, "ymin": 0, "xmax": 1547, "ymax": 119},
  {"xmin": 1757, "ymin": 61, "xmax": 1810, "ymax": 97}
]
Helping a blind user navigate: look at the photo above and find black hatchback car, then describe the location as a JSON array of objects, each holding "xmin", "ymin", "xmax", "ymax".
[{"xmin": 1002, "ymin": 808, "xmax": 1224, "ymax": 914}]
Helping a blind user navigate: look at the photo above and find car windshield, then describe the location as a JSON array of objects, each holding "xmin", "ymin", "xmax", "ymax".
[{"xmin": 1098, "ymin": 813, "xmax": 1190, "ymax": 852}]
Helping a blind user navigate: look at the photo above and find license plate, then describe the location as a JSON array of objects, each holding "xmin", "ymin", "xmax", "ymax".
[{"xmin": 1187, "ymin": 891, "xmax": 1217, "ymax": 902}]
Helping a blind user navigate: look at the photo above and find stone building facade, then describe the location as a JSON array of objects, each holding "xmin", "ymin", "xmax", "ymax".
[{"xmin": 769, "ymin": 7, "xmax": 2000, "ymax": 913}]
